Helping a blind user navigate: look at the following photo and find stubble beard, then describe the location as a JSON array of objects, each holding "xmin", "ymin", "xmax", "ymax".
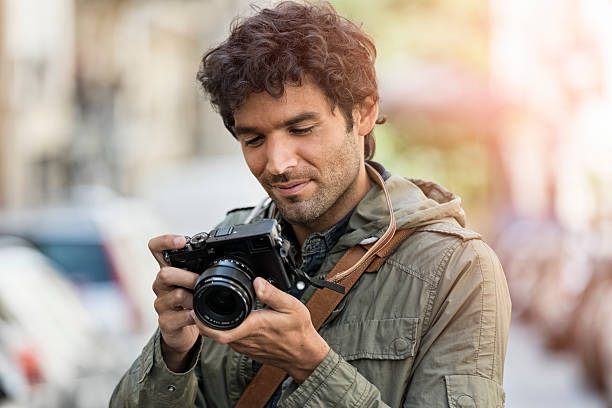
[{"xmin": 267, "ymin": 134, "xmax": 362, "ymax": 227}]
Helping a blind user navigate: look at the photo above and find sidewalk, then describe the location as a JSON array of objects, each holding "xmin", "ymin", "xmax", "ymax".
[{"xmin": 504, "ymin": 320, "xmax": 607, "ymax": 407}]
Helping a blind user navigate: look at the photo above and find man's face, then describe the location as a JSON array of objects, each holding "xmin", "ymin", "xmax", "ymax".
[{"xmin": 233, "ymin": 81, "xmax": 364, "ymax": 227}]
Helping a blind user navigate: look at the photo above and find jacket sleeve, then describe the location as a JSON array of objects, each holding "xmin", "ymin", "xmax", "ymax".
[
  {"xmin": 278, "ymin": 348, "xmax": 391, "ymax": 408},
  {"xmin": 109, "ymin": 208, "xmax": 259, "ymax": 407},
  {"xmin": 109, "ymin": 329, "xmax": 205, "ymax": 407},
  {"xmin": 403, "ymin": 238, "xmax": 511, "ymax": 407}
]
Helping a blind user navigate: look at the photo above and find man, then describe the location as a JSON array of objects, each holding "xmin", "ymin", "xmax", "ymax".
[{"xmin": 111, "ymin": 1, "xmax": 511, "ymax": 407}]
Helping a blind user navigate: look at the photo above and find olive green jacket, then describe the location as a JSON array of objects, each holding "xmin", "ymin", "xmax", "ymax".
[{"xmin": 111, "ymin": 172, "xmax": 511, "ymax": 407}]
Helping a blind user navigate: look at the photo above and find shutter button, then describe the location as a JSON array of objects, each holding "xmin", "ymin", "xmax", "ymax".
[{"xmin": 167, "ymin": 385, "xmax": 176, "ymax": 392}]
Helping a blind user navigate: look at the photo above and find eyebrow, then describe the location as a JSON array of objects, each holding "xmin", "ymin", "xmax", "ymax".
[{"xmin": 233, "ymin": 111, "xmax": 320, "ymax": 136}]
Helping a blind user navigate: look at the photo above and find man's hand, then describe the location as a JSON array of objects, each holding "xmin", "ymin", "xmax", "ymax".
[
  {"xmin": 149, "ymin": 234, "xmax": 201, "ymax": 372},
  {"xmin": 192, "ymin": 277, "xmax": 330, "ymax": 384}
]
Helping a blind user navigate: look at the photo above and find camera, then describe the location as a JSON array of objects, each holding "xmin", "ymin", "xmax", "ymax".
[
  {"xmin": 163, "ymin": 219, "xmax": 296, "ymax": 330},
  {"xmin": 163, "ymin": 218, "xmax": 345, "ymax": 330}
]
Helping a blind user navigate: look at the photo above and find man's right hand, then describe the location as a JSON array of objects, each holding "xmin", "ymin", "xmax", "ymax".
[{"xmin": 149, "ymin": 234, "xmax": 201, "ymax": 373}]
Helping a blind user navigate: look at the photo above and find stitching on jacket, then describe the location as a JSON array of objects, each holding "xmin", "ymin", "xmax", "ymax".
[
  {"xmin": 474, "ymin": 242, "xmax": 484, "ymax": 377},
  {"xmin": 385, "ymin": 258, "xmax": 432, "ymax": 284},
  {"xmin": 283, "ymin": 351, "xmax": 337, "ymax": 407},
  {"xmin": 238, "ymin": 353, "xmax": 251, "ymax": 387},
  {"xmin": 423, "ymin": 240, "xmax": 461, "ymax": 331},
  {"xmin": 486, "ymin": 243, "xmax": 499, "ymax": 380},
  {"xmin": 303, "ymin": 355, "xmax": 347, "ymax": 407},
  {"xmin": 417, "ymin": 224, "xmax": 481, "ymax": 241},
  {"xmin": 470, "ymin": 240, "xmax": 500, "ymax": 381},
  {"xmin": 351, "ymin": 375, "xmax": 370, "ymax": 407},
  {"xmin": 327, "ymin": 318, "xmax": 419, "ymax": 360},
  {"xmin": 330, "ymin": 365, "xmax": 358, "ymax": 408},
  {"xmin": 445, "ymin": 375, "xmax": 456, "ymax": 408}
]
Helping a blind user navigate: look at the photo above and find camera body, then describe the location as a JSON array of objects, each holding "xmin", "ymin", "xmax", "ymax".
[{"xmin": 163, "ymin": 219, "xmax": 295, "ymax": 330}]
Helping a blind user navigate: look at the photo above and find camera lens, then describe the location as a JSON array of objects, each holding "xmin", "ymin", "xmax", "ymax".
[
  {"xmin": 206, "ymin": 286, "xmax": 238, "ymax": 316},
  {"xmin": 193, "ymin": 258, "xmax": 255, "ymax": 330}
]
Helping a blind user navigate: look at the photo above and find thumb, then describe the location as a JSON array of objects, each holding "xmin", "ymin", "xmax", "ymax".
[{"xmin": 253, "ymin": 277, "xmax": 298, "ymax": 313}]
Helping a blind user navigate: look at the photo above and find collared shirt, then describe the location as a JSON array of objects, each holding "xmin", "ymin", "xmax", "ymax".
[{"xmin": 282, "ymin": 208, "xmax": 354, "ymax": 299}]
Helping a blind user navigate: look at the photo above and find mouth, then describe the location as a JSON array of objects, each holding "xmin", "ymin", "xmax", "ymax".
[{"xmin": 271, "ymin": 180, "xmax": 311, "ymax": 197}]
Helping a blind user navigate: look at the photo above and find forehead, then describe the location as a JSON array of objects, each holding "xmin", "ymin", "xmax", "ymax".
[{"xmin": 233, "ymin": 81, "xmax": 334, "ymax": 126}]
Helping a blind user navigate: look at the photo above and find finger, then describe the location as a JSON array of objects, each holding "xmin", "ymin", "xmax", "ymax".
[
  {"xmin": 154, "ymin": 287, "xmax": 194, "ymax": 314},
  {"xmin": 148, "ymin": 234, "xmax": 186, "ymax": 267},
  {"xmin": 153, "ymin": 266, "xmax": 199, "ymax": 295},
  {"xmin": 190, "ymin": 307, "xmax": 272, "ymax": 345},
  {"xmin": 253, "ymin": 277, "xmax": 300, "ymax": 313},
  {"xmin": 195, "ymin": 279, "xmax": 297, "ymax": 342},
  {"xmin": 158, "ymin": 309, "xmax": 195, "ymax": 333},
  {"xmin": 190, "ymin": 310, "xmax": 249, "ymax": 344}
]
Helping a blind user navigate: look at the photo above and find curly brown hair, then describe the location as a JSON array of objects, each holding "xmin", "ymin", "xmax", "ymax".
[{"xmin": 196, "ymin": 1, "xmax": 380, "ymax": 160}]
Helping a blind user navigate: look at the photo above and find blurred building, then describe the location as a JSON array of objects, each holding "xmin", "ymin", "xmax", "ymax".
[
  {"xmin": 0, "ymin": 0, "xmax": 75, "ymax": 208},
  {"xmin": 490, "ymin": 0, "xmax": 612, "ymax": 236},
  {"xmin": 0, "ymin": 0, "xmax": 249, "ymax": 210}
]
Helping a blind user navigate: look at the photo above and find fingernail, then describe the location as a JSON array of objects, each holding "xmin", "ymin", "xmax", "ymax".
[
  {"xmin": 254, "ymin": 278, "xmax": 266, "ymax": 296},
  {"xmin": 174, "ymin": 236, "xmax": 184, "ymax": 247}
]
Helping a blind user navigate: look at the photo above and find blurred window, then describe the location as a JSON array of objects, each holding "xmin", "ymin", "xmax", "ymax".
[{"xmin": 37, "ymin": 241, "xmax": 113, "ymax": 284}]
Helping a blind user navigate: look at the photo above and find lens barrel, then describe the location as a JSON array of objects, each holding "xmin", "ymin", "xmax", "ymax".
[{"xmin": 193, "ymin": 258, "xmax": 255, "ymax": 330}]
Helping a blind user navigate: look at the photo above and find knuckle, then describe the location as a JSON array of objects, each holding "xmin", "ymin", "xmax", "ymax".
[
  {"xmin": 297, "ymin": 305, "xmax": 310, "ymax": 320},
  {"xmin": 153, "ymin": 297, "xmax": 163, "ymax": 314},
  {"xmin": 158, "ymin": 314, "xmax": 169, "ymax": 330},
  {"xmin": 159, "ymin": 312, "xmax": 181, "ymax": 332},
  {"xmin": 173, "ymin": 288, "xmax": 187, "ymax": 303},
  {"xmin": 152, "ymin": 276, "xmax": 162, "ymax": 294},
  {"xmin": 158, "ymin": 267, "xmax": 172, "ymax": 283}
]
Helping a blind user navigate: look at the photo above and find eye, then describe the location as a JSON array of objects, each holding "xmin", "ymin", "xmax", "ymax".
[
  {"xmin": 290, "ymin": 126, "xmax": 314, "ymax": 135},
  {"xmin": 243, "ymin": 135, "xmax": 264, "ymax": 147}
]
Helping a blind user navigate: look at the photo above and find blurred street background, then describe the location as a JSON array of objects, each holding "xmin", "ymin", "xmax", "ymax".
[{"xmin": 1, "ymin": 0, "xmax": 612, "ymax": 406}]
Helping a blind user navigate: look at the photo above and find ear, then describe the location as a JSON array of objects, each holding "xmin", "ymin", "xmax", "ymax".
[{"xmin": 354, "ymin": 96, "xmax": 379, "ymax": 137}]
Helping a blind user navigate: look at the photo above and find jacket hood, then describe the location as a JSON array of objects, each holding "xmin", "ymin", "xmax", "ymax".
[{"xmin": 337, "ymin": 173, "xmax": 467, "ymax": 250}]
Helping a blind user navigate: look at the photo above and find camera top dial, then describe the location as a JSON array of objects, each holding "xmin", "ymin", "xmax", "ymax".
[{"xmin": 189, "ymin": 232, "xmax": 209, "ymax": 249}]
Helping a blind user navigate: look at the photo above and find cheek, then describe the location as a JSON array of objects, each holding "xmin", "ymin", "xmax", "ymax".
[
  {"xmin": 242, "ymin": 148, "xmax": 265, "ymax": 179},
  {"xmin": 304, "ymin": 130, "xmax": 344, "ymax": 164}
]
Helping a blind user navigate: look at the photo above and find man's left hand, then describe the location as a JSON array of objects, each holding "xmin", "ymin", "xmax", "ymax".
[{"xmin": 191, "ymin": 277, "xmax": 330, "ymax": 384}]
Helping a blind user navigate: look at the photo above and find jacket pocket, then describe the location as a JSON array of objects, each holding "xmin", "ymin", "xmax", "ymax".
[
  {"xmin": 324, "ymin": 317, "xmax": 419, "ymax": 360},
  {"xmin": 445, "ymin": 374, "xmax": 506, "ymax": 408}
]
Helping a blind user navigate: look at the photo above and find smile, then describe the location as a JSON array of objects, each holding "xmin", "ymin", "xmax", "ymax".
[{"xmin": 271, "ymin": 181, "xmax": 310, "ymax": 197}]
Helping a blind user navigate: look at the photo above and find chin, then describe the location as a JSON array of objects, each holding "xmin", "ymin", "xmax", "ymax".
[{"xmin": 276, "ymin": 200, "xmax": 328, "ymax": 226}]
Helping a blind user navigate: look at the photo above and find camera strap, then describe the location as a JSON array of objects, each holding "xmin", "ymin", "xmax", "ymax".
[{"xmin": 235, "ymin": 227, "xmax": 416, "ymax": 408}]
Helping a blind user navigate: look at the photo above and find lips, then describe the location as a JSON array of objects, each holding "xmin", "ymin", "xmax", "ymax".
[{"xmin": 271, "ymin": 180, "xmax": 310, "ymax": 197}]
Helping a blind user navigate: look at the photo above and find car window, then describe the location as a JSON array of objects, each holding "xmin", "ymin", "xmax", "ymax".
[{"xmin": 36, "ymin": 241, "xmax": 113, "ymax": 284}]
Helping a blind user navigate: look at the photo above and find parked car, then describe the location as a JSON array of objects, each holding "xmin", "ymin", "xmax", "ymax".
[
  {"xmin": 0, "ymin": 192, "xmax": 170, "ymax": 405},
  {"xmin": 0, "ymin": 194, "xmax": 166, "ymax": 337},
  {"xmin": 0, "ymin": 236, "xmax": 104, "ymax": 407},
  {"xmin": 0, "ymin": 302, "xmax": 29, "ymax": 406}
]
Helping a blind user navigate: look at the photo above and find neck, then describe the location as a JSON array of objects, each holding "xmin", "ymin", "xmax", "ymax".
[{"xmin": 291, "ymin": 164, "xmax": 373, "ymax": 246}]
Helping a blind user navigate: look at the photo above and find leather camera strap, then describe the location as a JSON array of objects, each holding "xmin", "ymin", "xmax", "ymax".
[
  {"xmin": 235, "ymin": 227, "xmax": 416, "ymax": 408},
  {"xmin": 236, "ymin": 162, "xmax": 410, "ymax": 408}
]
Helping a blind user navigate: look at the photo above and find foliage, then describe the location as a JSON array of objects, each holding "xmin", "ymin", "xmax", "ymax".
[
  {"xmin": 331, "ymin": 0, "xmax": 489, "ymax": 74},
  {"xmin": 331, "ymin": 0, "xmax": 495, "ymax": 231}
]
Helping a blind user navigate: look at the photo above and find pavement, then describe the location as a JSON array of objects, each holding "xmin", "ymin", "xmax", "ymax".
[{"xmin": 504, "ymin": 320, "xmax": 607, "ymax": 407}]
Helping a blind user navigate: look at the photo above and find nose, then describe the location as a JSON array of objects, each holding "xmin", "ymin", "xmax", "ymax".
[{"xmin": 264, "ymin": 133, "xmax": 298, "ymax": 175}]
